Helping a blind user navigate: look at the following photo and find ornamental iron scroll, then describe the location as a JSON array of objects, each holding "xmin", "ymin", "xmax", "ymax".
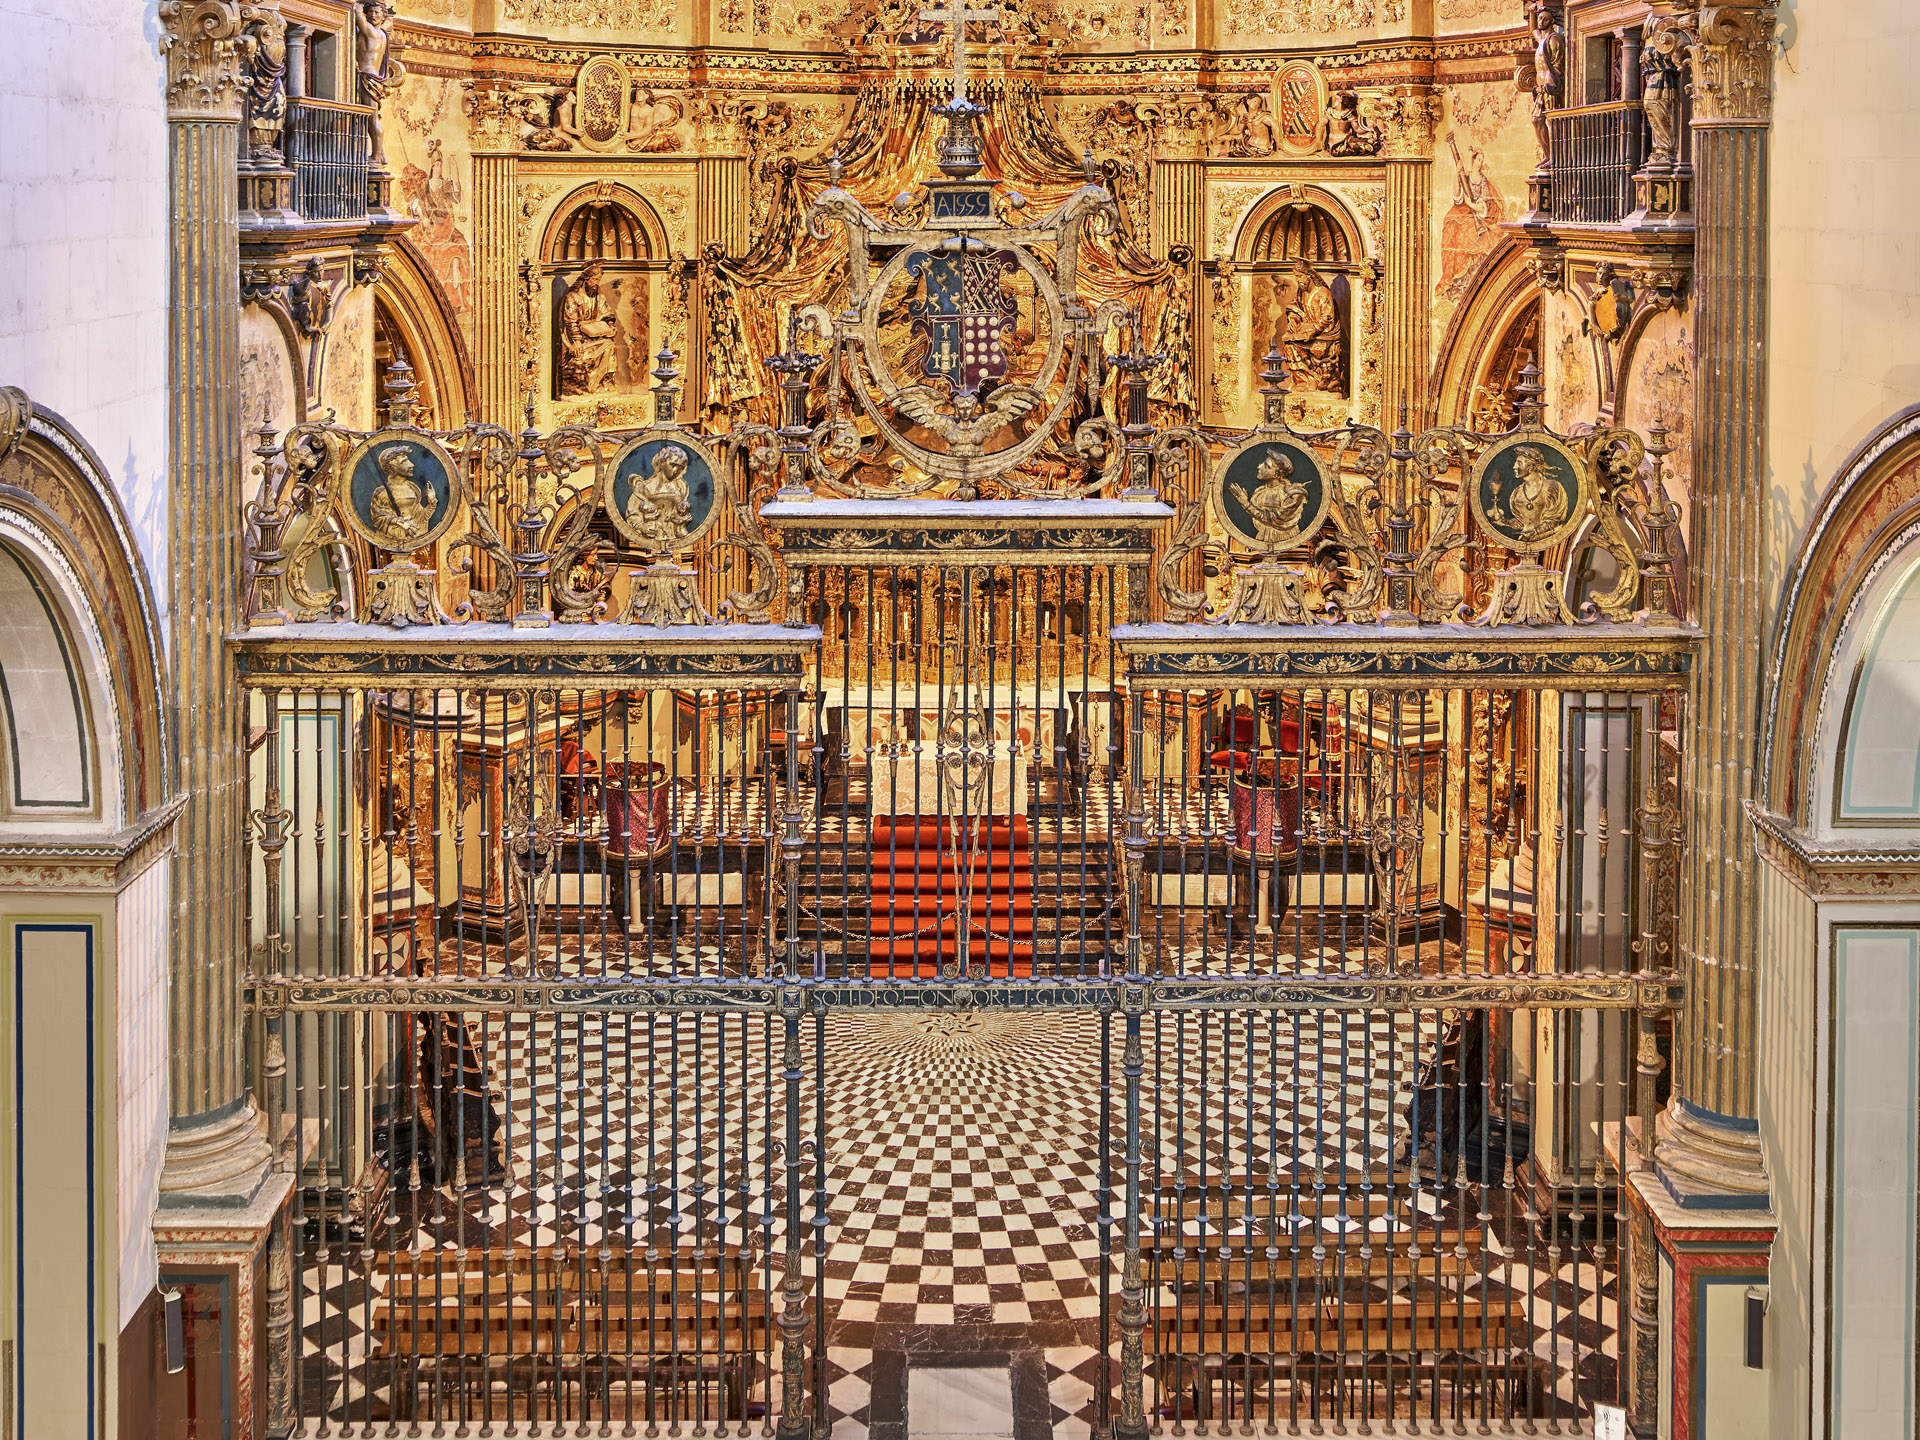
[
  {"xmin": 775, "ymin": 14, "xmax": 1156, "ymax": 505},
  {"xmin": 1157, "ymin": 350, "xmax": 1684, "ymax": 628},
  {"xmin": 242, "ymin": 351, "xmax": 787, "ymax": 628}
]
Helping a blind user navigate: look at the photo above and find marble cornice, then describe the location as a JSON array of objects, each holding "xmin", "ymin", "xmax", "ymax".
[
  {"xmin": 0, "ymin": 794, "xmax": 186, "ymax": 892},
  {"xmin": 1748, "ymin": 803, "xmax": 1920, "ymax": 898}
]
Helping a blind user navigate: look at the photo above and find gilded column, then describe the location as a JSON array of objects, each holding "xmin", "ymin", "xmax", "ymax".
[
  {"xmin": 157, "ymin": 0, "xmax": 275, "ymax": 1204},
  {"xmin": 1371, "ymin": 87, "xmax": 1439, "ymax": 431},
  {"xmin": 693, "ymin": 93, "xmax": 754, "ymax": 426},
  {"xmin": 1650, "ymin": 1, "xmax": 1777, "ymax": 1207},
  {"xmin": 469, "ymin": 93, "xmax": 523, "ymax": 426}
]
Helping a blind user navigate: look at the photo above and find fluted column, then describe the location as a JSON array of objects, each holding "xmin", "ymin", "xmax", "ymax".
[
  {"xmin": 1373, "ymin": 87, "xmax": 1439, "ymax": 430},
  {"xmin": 1651, "ymin": 0, "xmax": 1777, "ymax": 1208},
  {"xmin": 157, "ymin": 0, "xmax": 275, "ymax": 1205},
  {"xmin": 473, "ymin": 147, "xmax": 521, "ymax": 426}
]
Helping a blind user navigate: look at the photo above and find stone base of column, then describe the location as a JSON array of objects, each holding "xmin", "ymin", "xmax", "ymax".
[
  {"xmin": 1653, "ymin": 1096, "xmax": 1772, "ymax": 1210},
  {"xmin": 155, "ymin": 1173, "xmax": 295, "ymax": 1440},
  {"xmin": 159, "ymin": 1097, "xmax": 276, "ymax": 1210},
  {"xmin": 1623, "ymin": 1167, "xmax": 1773, "ymax": 1440}
]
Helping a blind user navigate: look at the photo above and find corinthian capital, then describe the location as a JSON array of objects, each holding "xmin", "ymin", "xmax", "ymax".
[
  {"xmin": 1651, "ymin": 2, "xmax": 1778, "ymax": 123},
  {"xmin": 1361, "ymin": 87, "xmax": 1441, "ymax": 159},
  {"xmin": 159, "ymin": 0, "xmax": 256, "ymax": 122}
]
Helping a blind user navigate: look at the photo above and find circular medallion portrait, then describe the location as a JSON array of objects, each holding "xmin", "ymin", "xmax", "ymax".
[
  {"xmin": 1469, "ymin": 435, "xmax": 1586, "ymax": 553},
  {"xmin": 604, "ymin": 430, "xmax": 721, "ymax": 555},
  {"xmin": 1211, "ymin": 435, "xmax": 1332, "ymax": 552},
  {"xmin": 340, "ymin": 431, "xmax": 461, "ymax": 552}
]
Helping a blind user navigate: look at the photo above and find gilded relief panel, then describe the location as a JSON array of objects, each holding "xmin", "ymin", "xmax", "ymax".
[
  {"xmin": 1219, "ymin": 0, "xmax": 1407, "ymax": 42},
  {"xmin": 552, "ymin": 264, "xmax": 652, "ymax": 400}
]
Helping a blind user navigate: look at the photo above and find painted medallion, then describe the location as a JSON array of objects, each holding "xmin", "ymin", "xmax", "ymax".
[
  {"xmin": 1469, "ymin": 434, "xmax": 1587, "ymax": 553},
  {"xmin": 1275, "ymin": 61, "xmax": 1327, "ymax": 157},
  {"xmin": 604, "ymin": 430, "xmax": 721, "ymax": 554},
  {"xmin": 340, "ymin": 431, "xmax": 461, "ymax": 552},
  {"xmin": 1211, "ymin": 434, "xmax": 1332, "ymax": 552}
]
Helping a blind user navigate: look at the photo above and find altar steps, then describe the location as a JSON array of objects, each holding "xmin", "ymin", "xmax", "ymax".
[
  {"xmin": 866, "ymin": 817, "xmax": 1037, "ymax": 972},
  {"xmin": 790, "ymin": 821, "xmax": 1118, "ymax": 973}
]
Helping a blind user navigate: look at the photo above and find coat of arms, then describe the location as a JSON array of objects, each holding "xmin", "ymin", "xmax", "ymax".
[{"xmin": 905, "ymin": 248, "xmax": 1020, "ymax": 393}]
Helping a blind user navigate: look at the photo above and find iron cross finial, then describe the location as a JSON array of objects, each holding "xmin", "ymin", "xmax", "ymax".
[{"xmin": 917, "ymin": 0, "xmax": 1001, "ymax": 105}]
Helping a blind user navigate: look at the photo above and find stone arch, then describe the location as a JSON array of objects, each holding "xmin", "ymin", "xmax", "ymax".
[
  {"xmin": 0, "ymin": 392, "xmax": 170, "ymax": 831},
  {"xmin": 1429, "ymin": 238, "xmax": 1540, "ymax": 428},
  {"xmin": 373, "ymin": 238, "xmax": 478, "ymax": 430},
  {"xmin": 1761, "ymin": 403, "xmax": 1920, "ymax": 831}
]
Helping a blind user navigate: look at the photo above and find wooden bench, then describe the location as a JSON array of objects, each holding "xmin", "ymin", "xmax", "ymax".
[{"xmin": 371, "ymin": 1245, "xmax": 772, "ymax": 1422}]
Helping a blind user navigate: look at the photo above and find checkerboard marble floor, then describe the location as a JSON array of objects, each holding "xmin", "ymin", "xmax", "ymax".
[{"xmin": 300, "ymin": 941, "xmax": 1622, "ymax": 1431}]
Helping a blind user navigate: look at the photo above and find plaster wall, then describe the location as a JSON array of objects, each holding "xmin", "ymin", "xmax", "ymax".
[
  {"xmin": 1755, "ymin": 857, "xmax": 1813, "ymax": 1440},
  {"xmin": 1768, "ymin": 0, "xmax": 1920, "ymax": 619},
  {"xmin": 0, "ymin": 0, "xmax": 169, "ymax": 606}
]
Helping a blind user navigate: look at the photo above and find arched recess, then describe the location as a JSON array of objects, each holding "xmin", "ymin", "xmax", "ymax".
[
  {"xmin": 1229, "ymin": 187, "xmax": 1367, "ymax": 400},
  {"xmin": 1760, "ymin": 404, "xmax": 1920, "ymax": 831},
  {"xmin": 372, "ymin": 237, "xmax": 477, "ymax": 430},
  {"xmin": 538, "ymin": 186, "xmax": 673, "ymax": 407},
  {"xmin": 0, "ymin": 395, "xmax": 169, "ymax": 831},
  {"xmin": 1429, "ymin": 238, "xmax": 1541, "ymax": 429}
]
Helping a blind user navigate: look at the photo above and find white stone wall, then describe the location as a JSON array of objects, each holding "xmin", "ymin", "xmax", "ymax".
[
  {"xmin": 0, "ymin": 0, "xmax": 169, "ymax": 610},
  {"xmin": 1769, "ymin": 0, "xmax": 1920, "ymax": 612}
]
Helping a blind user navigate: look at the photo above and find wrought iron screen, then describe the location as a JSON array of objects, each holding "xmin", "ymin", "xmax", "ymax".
[
  {"xmin": 286, "ymin": 98, "xmax": 371, "ymax": 221},
  {"xmin": 250, "ymin": 641, "xmax": 1682, "ymax": 1433}
]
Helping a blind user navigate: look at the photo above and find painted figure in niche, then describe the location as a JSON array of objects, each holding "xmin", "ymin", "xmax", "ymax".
[
  {"xmin": 558, "ymin": 261, "xmax": 619, "ymax": 397},
  {"xmin": 1529, "ymin": 7, "xmax": 1565, "ymax": 165},
  {"xmin": 368, "ymin": 445, "xmax": 437, "ymax": 545},
  {"xmin": 623, "ymin": 444, "xmax": 694, "ymax": 550},
  {"xmin": 1319, "ymin": 92, "xmax": 1381, "ymax": 156},
  {"xmin": 1233, "ymin": 447, "xmax": 1312, "ymax": 545},
  {"xmin": 354, "ymin": 0, "xmax": 406, "ymax": 167},
  {"xmin": 1281, "ymin": 259, "xmax": 1343, "ymax": 394},
  {"xmin": 1641, "ymin": 47, "xmax": 1680, "ymax": 166},
  {"xmin": 1493, "ymin": 444, "xmax": 1570, "ymax": 542},
  {"xmin": 239, "ymin": 7, "xmax": 288, "ymax": 162}
]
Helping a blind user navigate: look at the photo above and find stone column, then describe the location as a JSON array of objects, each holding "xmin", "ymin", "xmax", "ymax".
[
  {"xmin": 1371, "ymin": 87, "xmax": 1439, "ymax": 431},
  {"xmin": 473, "ymin": 144, "xmax": 522, "ymax": 426},
  {"xmin": 158, "ymin": 0, "xmax": 276, "ymax": 1208},
  {"xmin": 1650, "ymin": 1, "xmax": 1776, "ymax": 1207}
]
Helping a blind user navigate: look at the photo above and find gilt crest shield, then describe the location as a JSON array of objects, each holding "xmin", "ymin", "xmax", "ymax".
[{"xmin": 905, "ymin": 248, "xmax": 1020, "ymax": 392}]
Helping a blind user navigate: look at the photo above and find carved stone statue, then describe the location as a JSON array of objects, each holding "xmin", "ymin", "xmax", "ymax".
[
  {"xmin": 289, "ymin": 258, "xmax": 332, "ymax": 337},
  {"xmin": 1495, "ymin": 445, "xmax": 1570, "ymax": 542},
  {"xmin": 1641, "ymin": 47, "xmax": 1681, "ymax": 167},
  {"xmin": 368, "ymin": 446, "xmax": 436, "ymax": 545},
  {"xmin": 1233, "ymin": 447, "xmax": 1311, "ymax": 545},
  {"xmin": 515, "ymin": 85, "xmax": 577, "ymax": 151},
  {"xmin": 557, "ymin": 261, "xmax": 619, "ymax": 397},
  {"xmin": 1319, "ymin": 91, "xmax": 1381, "ymax": 156},
  {"xmin": 1280, "ymin": 259, "xmax": 1343, "ymax": 394},
  {"xmin": 625, "ymin": 90, "xmax": 686, "ymax": 152},
  {"xmin": 1529, "ymin": 7, "xmax": 1565, "ymax": 167},
  {"xmin": 239, "ymin": 7, "xmax": 288, "ymax": 164},
  {"xmin": 353, "ymin": 0, "xmax": 405, "ymax": 167},
  {"xmin": 623, "ymin": 444, "xmax": 694, "ymax": 550}
]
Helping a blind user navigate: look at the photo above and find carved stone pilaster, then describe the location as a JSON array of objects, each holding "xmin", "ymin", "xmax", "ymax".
[
  {"xmin": 1652, "ymin": 0, "xmax": 1776, "ymax": 1210},
  {"xmin": 473, "ymin": 153, "xmax": 521, "ymax": 425},
  {"xmin": 158, "ymin": 0, "xmax": 275, "ymax": 1208},
  {"xmin": 1372, "ymin": 87, "xmax": 1437, "ymax": 429}
]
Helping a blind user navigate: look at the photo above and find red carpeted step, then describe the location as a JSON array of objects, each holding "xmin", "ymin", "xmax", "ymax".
[{"xmin": 866, "ymin": 814, "xmax": 1036, "ymax": 976}]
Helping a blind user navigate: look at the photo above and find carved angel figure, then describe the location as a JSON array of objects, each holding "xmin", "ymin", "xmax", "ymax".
[
  {"xmin": 888, "ymin": 385, "xmax": 1043, "ymax": 459},
  {"xmin": 1232, "ymin": 447, "xmax": 1312, "ymax": 545},
  {"xmin": 1641, "ymin": 47, "xmax": 1681, "ymax": 166},
  {"xmin": 623, "ymin": 445, "xmax": 694, "ymax": 551},
  {"xmin": 1529, "ymin": 8, "xmax": 1565, "ymax": 166},
  {"xmin": 1319, "ymin": 92, "xmax": 1381, "ymax": 157},
  {"xmin": 368, "ymin": 446, "xmax": 436, "ymax": 545},
  {"xmin": 353, "ymin": 0, "xmax": 406, "ymax": 167},
  {"xmin": 626, "ymin": 90, "xmax": 686, "ymax": 152},
  {"xmin": 239, "ymin": 7, "xmax": 288, "ymax": 163}
]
